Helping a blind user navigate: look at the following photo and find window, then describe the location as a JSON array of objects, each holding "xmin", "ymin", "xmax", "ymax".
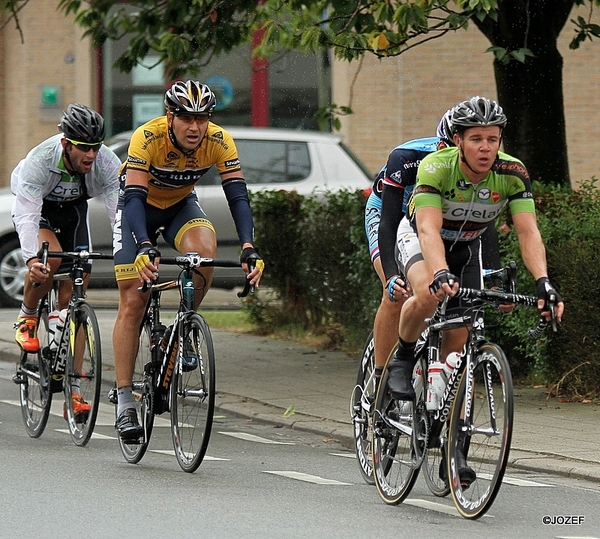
[{"xmin": 198, "ymin": 140, "xmax": 311, "ymax": 186}]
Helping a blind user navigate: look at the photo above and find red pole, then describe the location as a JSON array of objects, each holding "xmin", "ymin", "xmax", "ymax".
[{"xmin": 251, "ymin": 27, "xmax": 269, "ymax": 127}]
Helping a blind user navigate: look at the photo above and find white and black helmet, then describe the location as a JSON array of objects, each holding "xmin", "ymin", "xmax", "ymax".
[
  {"xmin": 452, "ymin": 96, "xmax": 507, "ymax": 131},
  {"xmin": 436, "ymin": 108, "xmax": 456, "ymax": 146},
  {"xmin": 59, "ymin": 103, "xmax": 105, "ymax": 143},
  {"xmin": 164, "ymin": 80, "xmax": 217, "ymax": 114}
]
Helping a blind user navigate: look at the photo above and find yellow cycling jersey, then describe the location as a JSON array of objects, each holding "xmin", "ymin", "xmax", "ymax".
[{"xmin": 120, "ymin": 116, "xmax": 242, "ymax": 209}]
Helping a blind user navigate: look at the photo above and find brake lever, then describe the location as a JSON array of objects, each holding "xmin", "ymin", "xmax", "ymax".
[
  {"xmin": 139, "ymin": 251, "xmax": 158, "ymax": 293},
  {"xmin": 237, "ymin": 258, "xmax": 263, "ymax": 298},
  {"xmin": 32, "ymin": 241, "xmax": 49, "ymax": 289}
]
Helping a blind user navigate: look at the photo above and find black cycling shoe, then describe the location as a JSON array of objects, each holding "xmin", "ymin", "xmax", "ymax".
[
  {"xmin": 115, "ymin": 408, "xmax": 143, "ymax": 442},
  {"xmin": 182, "ymin": 339, "xmax": 198, "ymax": 372},
  {"xmin": 456, "ymin": 446, "xmax": 476, "ymax": 488},
  {"xmin": 386, "ymin": 358, "xmax": 416, "ymax": 401},
  {"xmin": 439, "ymin": 447, "xmax": 476, "ymax": 489}
]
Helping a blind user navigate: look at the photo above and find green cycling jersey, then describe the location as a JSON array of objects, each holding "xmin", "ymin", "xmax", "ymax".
[{"xmin": 408, "ymin": 146, "xmax": 535, "ymax": 243}]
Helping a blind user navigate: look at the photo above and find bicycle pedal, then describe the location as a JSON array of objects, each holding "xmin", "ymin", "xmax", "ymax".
[
  {"xmin": 107, "ymin": 387, "xmax": 117, "ymax": 404},
  {"xmin": 12, "ymin": 372, "xmax": 26, "ymax": 384}
]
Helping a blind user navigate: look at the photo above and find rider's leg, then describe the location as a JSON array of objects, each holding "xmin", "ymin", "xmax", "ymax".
[
  {"xmin": 387, "ymin": 258, "xmax": 438, "ymax": 400},
  {"xmin": 15, "ymin": 228, "xmax": 62, "ymax": 353},
  {"xmin": 176, "ymin": 223, "xmax": 217, "ymax": 310},
  {"xmin": 372, "ymin": 257, "xmax": 403, "ymax": 372}
]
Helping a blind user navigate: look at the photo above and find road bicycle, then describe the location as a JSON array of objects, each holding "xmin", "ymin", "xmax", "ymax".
[
  {"xmin": 13, "ymin": 241, "xmax": 112, "ymax": 446},
  {"xmin": 371, "ymin": 263, "xmax": 557, "ymax": 519},
  {"xmin": 111, "ymin": 252, "xmax": 256, "ymax": 473},
  {"xmin": 350, "ymin": 266, "xmax": 511, "ymax": 486}
]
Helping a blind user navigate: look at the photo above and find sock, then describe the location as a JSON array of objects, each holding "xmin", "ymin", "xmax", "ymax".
[
  {"xmin": 19, "ymin": 304, "xmax": 38, "ymax": 318},
  {"xmin": 395, "ymin": 338, "xmax": 417, "ymax": 363},
  {"xmin": 117, "ymin": 386, "xmax": 135, "ymax": 416},
  {"xmin": 71, "ymin": 379, "xmax": 81, "ymax": 396}
]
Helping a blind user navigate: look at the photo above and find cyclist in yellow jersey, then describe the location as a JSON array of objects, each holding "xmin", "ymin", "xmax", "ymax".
[
  {"xmin": 112, "ymin": 80, "xmax": 264, "ymax": 441},
  {"xmin": 386, "ymin": 96, "xmax": 564, "ymax": 487}
]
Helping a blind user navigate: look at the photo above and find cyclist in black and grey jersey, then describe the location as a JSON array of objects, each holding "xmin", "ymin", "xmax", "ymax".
[{"xmin": 11, "ymin": 104, "xmax": 120, "ymax": 416}]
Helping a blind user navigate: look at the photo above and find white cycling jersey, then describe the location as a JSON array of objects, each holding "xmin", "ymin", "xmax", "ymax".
[{"xmin": 11, "ymin": 133, "xmax": 120, "ymax": 262}]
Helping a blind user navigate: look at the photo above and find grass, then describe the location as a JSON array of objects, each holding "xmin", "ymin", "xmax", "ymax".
[{"xmin": 201, "ymin": 310, "xmax": 254, "ymax": 332}]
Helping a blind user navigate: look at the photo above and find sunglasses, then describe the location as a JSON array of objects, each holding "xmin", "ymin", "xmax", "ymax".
[
  {"xmin": 67, "ymin": 139, "xmax": 103, "ymax": 152},
  {"xmin": 174, "ymin": 113, "xmax": 211, "ymax": 125}
]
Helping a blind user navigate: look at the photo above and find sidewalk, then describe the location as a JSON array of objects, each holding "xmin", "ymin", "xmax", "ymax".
[{"xmin": 1, "ymin": 300, "xmax": 599, "ymax": 482}]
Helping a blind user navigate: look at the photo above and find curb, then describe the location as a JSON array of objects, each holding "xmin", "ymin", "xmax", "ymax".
[{"xmin": 214, "ymin": 391, "xmax": 600, "ymax": 484}]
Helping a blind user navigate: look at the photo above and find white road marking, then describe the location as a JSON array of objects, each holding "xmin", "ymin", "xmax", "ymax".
[
  {"xmin": 480, "ymin": 472, "xmax": 554, "ymax": 487},
  {"xmin": 264, "ymin": 471, "xmax": 352, "ymax": 485},
  {"xmin": 405, "ymin": 498, "xmax": 494, "ymax": 519},
  {"xmin": 54, "ymin": 428, "xmax": 114, "ymax": 440},
  {"xmin": 149, "ymin": 449, "xmax": 229, "ymax": 460},
  {"xmin": 330, "ymin": 452, "xmax": 355, "ymax": 459},
  {"xmin": 218, "ymin": 431, "xmax": 295, "ymax": 444}
]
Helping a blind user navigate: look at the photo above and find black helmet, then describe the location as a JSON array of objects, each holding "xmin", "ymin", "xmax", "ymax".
[
  {"xmin": 436, "ymin": 108, "xmax": 455, "ymax": 146},
  {"xmin": 59, "ymin": 103, "xmax": 105, "ymax": 143},
  {"xmin": 164, "ymin": 80, "xmax": 216, "ymax": 114},
  {"xmin": 452, "ymin": 96, "xmax": 507, "ymax": 131}
]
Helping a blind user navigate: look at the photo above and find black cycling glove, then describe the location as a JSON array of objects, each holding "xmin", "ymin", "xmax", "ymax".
[
  {"xmin": 429, "ymin": 269, "xmax": 458, "ymax": 295},
  {"xmin": 536, "ymin": 277, "xmax": 561, "ymax": 311}
]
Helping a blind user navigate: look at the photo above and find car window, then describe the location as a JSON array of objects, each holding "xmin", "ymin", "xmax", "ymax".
[{"xmin": 196, "ymin": 139, "xmax": 312, "ymax": 186}]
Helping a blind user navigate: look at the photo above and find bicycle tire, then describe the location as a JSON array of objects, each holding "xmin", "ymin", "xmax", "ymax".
[
  {"xmin": 63, "ymin": 303, "xmax": 102, "ymax": 446},
  {"xmin": 19, "ymin": 304, "xmax": 52, "ymax": 437},
  {"xmin": 350, "ymin": 330, "xmax": 376, "ymax": 485},
  {"xmin": 447, "ymin": 342, "xmax": 514, "ymax": 519},
  {"xmin": 420, "ymin": 353, "xmax": 450, "ymax": 498},
  {"xmin": 118, "ymin": 319, "xmax": 155, "ymax": 464},
  {"xmin": 171, "ymin": 313, "xmax": 215, "ymax": 473},
  {"xmin": 372, "ymin": 369, "xmax": 420, "ymax": 505}
]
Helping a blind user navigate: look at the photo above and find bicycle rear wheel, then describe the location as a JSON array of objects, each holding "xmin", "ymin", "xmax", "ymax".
[
  {"xmin": 350, "ymin": 331, "xmax": 376, "ymax": 484},
  {"xmin": 118, "ymin": 319, "xmax": 155, "ymax": 464},
  {"xmin": 372, "ymin": 369, "xmax": 420, "ymax": 505},
  {"xmin": 63, "ymin": 303, "xmax": 102, "ymax": 446},
  {"xmin": 18, "ymin": 304, "xmax": 52, "ymax": 437},
  {"xmin": 447, "ymin": 343, "xmax": 514, "ymax": 519},
  {"xmin": 171, "ymin": 313, "xmax": 215, "ymax": 473}
]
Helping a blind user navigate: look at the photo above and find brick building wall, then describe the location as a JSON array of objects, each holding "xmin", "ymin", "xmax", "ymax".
[
  {"xmin": 0, "ymin": 5, "xmax": 599, "ymax": 188},
  {"xmin": 0, "ymin": 6, "xmax": 95, "ymax": 187},
  {"xmin": 333, "ymin": 7, "xmax": 600, "ymax": 186}
]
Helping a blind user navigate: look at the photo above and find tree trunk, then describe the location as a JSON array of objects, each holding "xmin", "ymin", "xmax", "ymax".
[
  {"xmin": 473, "ymin": 0, "xmax": 575, "ymax": 186},
  {"xmin": 494, "ymin": 49, "xmax": 569, "ymax": 185}
]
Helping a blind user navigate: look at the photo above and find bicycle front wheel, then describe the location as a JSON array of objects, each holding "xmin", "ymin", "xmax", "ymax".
[
  {"xmin": 63, "ymin": 303, "xmax": 102, "ymax": 446},
  {"xmin": 372, "ymin": 369, "xmax": 420, "ymax": 505},
  {"xmin": 447, "ymin": 343, "xmax": 514, "ymax": 519},
  {"xmin": 119, "ymin": 319, "xmax": 155, "ymax": 464},
  {"xmin": 171, "ymin": 313, "xmax": 215, "ymax": 473},
  {"xmin": 350, "ymin": 331, "xmax": 376, "ymax": 485},
  {"xmin": 19, "ymin": 304, "xmax": 52, "ymax": 437}
]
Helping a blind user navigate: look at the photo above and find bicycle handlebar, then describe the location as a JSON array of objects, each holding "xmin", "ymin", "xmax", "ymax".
[
  {"xmin": 454, "ymin": 286, "xmax": 558, "ymax": 335},
  {"xmin": 140, "ymin": 253, "xmax": 255, "ymax": 298}
]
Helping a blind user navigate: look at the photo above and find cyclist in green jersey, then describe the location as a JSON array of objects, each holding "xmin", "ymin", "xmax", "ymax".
[{"xmin": 386, "ymin": 96, "xmax": 564, "ymax": 485}]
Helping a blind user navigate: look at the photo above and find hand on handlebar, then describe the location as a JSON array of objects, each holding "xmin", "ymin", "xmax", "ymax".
[
  {"xmin": 429, "ymin": 269, "xmax": 459, "ymax": 301},
  {"xmin": 28, "ymin": 260, "xmax": 50, "ymax": 286},
  {"xmin": 536, "ymin": 277, "xmax": 563, "ymax": 324},
  {"xmin": 134, "ymin": 243, "xmax": 161, "ymax": 285},
  {"xmin": 240, "ymin": 246, "xmax": 264, "ymax": 289}
]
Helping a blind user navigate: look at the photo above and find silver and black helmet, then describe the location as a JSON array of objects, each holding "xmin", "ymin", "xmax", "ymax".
[
  {"xmin": 164, "ymin": 80, "xmax": 216, "ymax": 114},
  {"xmin": 436, "ymin": 108, "xmax": 456, "ymax": 146},
  {"xmin": 452, "ymin": 96, "xmax": 507, "ymax": 131},
  {"xmin": 58, "ymin": 103, "xmax": 105, "ymax": 143}
]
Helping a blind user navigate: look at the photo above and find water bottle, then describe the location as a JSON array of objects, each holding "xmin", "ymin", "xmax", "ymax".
[
  {"xmin": 443, "ymin": 351, "xmax": 460, "ymax": 381},
  {"xmin": 48, "ymin": 308, "xmax": 67, "ymax": 351},
  {"xmin": 426, "ymin": 361, "xmax": 445, "ymax": 411},
  {"xmin": 412, "ymin": 363, "xmax": 424, "ymax": 399}
]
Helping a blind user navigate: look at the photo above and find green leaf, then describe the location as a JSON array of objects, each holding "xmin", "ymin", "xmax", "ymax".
[{"xmin": 283, "ymin": 404, "xmax": 295, "ymax": 417}]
